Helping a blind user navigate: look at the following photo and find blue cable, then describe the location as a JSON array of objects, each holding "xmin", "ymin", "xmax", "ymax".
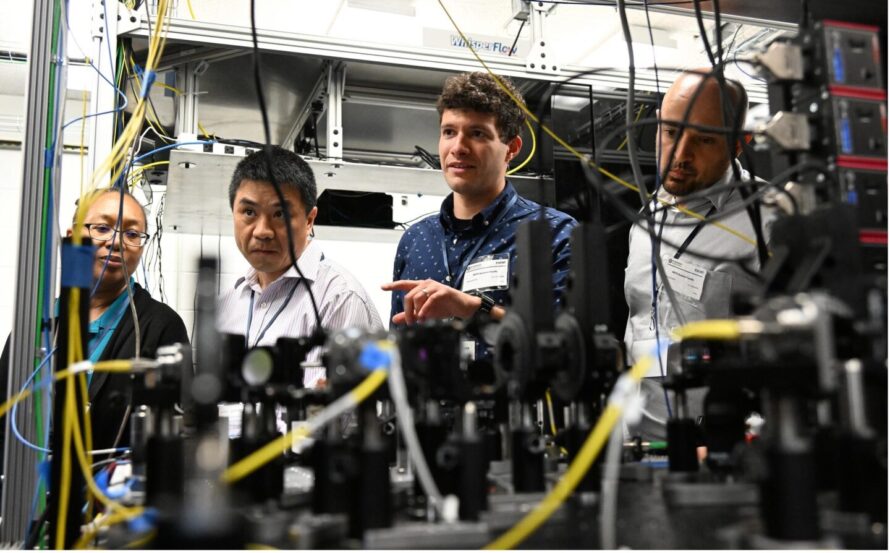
[
  {"xmin": 11, "ymin": 351, "xmax": 58, "ymax": 454},
  {"xmin": 133, "ymin": 141, "xmax": 214, "ymax": 163}
]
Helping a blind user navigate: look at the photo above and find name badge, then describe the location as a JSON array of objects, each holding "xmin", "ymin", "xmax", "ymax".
[
  {"xmin": 461, "ymin": 340, "xmax": 476, "ymax": 361},
  {"xmin": 462, "ymin": 254, "xmax": 510, "ymax": 292},
  {"xmin": 663, "ymin": 256, "xmax": 707, "ymax": 301}
]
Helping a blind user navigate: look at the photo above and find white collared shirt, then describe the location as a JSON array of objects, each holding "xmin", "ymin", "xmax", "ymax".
[
  {"xmin": 623, "ymin": 164, "xmax": 779, "ymax": 377},
  {"xmin": 217, "ymin": 240, "xmax": 384, "ymax": 387}
]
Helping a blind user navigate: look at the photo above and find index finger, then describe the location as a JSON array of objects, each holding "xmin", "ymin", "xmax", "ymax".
[{"xmin": 381, "ymin": 280, "xmax": 422, "ymax": 292}]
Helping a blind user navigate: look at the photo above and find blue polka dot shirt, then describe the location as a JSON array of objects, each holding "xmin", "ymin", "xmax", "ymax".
[{"xmin": 390, "ymin": 181, "xmax": 578, "ymax": 324}]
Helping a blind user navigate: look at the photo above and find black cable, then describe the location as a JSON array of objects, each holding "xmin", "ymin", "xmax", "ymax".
[
  {"xmin": 394, "ymin": 209, "xmax": 439, "ymax": 228},
  {"xmin": 617, "ymin": 0, "xmax": 676, "ymax": 416},
  {"xmin": 692, "ymin": 0, "xmax": 716, "ymax": 67},
  {"xmin": 508, "ymin": 18, "xmax": 526, "ymax": 57},
  {"xmin": 586, "ymin": 83, "xmax": 597, "ymax": 220},
  {"xmin": 213, "ymin": 137, "xmax": 266, "ymax": 149},
  {"xmin": 413, "ymin": 145, "xmax": 441, "ymax": 169},
  {"xmin": 156, "ymin": 194, "xmax": 166, "ymax": 303},
  {"xmin": 708, "ymin": 0, "xmax": 770, "ymax": 268},
  {"xmin": 249, "ymin": 0, "xmax": 323, "ymax": 330},
  {"xmin": 642, "ymin": 0, "xmax": 664, "ymax": 98}
]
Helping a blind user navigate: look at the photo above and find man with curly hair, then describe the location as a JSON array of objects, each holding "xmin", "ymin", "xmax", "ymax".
[{"xmin": 383, "ymin": 72, "xmax": 576, "ymax": 358}]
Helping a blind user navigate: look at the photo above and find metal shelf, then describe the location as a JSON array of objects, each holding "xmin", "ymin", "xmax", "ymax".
[{"xmin": 164, "ymin": 150, "xmax": 554, "ymax": 236}]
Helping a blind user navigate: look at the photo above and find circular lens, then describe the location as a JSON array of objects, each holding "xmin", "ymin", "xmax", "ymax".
[{"xmin": 242, "ymin": 348, "xmax": 274, "ymax": 386}]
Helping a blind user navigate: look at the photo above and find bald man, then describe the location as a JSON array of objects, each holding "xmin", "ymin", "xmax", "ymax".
[{"xmin": 623, "ymin": 70, "xmax": 777, "ymax": 440}]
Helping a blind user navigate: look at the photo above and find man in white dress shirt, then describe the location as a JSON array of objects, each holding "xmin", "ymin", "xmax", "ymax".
[
  {"xmin": 624, "ymin": 70, "xmax": 778, "ymax": 439},
  {"xmin": 217, "ymin": 147, "xmax": 383, "ymax": 388}
]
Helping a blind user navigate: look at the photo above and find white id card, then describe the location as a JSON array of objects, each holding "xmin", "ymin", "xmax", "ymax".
[
  {"xmin": 462, "ymin": 255, "xmax": 510, "ymax": 292},
  {"xmin": 663, "ymin": 256, "xmax": 707, "ymax": 301},
  {"xmin": 461, "ymin": 340, "xmax": 476, "ymax": 361}
]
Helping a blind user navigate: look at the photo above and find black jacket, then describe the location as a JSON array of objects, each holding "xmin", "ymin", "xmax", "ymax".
[{"xmin": 1, "ymin": 283, "xmax": 189, "ymax": 452}]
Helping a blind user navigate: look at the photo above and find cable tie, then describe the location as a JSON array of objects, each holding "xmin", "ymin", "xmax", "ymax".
[
  {"xmin": 70, "ymin": 360, "xmax": 94, "ymax": 375},
  {"xmin": 139, "ymin": 69, "xmax": 157, "ymax": 99}
]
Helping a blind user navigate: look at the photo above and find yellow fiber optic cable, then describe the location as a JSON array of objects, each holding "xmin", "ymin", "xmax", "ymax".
[
  {"xmin": 670, "ymin": 319, "xmax": 742, "ymax": 341},
  {"xmin": 484, "ymin": 356, "xmax": 653, "ymax": 550},
  {"xmin": 221, "ymin": 370, "xmax": 388, "ymax": 484},
  {"xmin": 507, "ymin": 118, "xmax": 536, "ymax": 175},
  {"xmin": 616, "ymin": 103, "xmax": 646, "ymax": 151}
]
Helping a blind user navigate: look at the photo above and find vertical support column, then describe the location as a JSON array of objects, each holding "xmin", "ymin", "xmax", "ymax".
[
  {"xmin": 0, "ymin": 0, "xmax": 64, "ymax": 543},
  {"xmin": 326, "ymin": 62, "xmax": 346, "ymax": 161},
  {"xmin": 175, "ymin": 61, "xmax": 208, "ymax": 139}
]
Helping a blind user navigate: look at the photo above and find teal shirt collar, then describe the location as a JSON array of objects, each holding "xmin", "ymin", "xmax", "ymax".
[{"xmin": 88, "ymin": 279, "xmax": 135, "ymax": 363}]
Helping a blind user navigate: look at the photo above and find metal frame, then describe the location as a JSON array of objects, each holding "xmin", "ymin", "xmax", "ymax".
[
  {"xmin": 281, "ymin": 62, "xmax": 329, "ymax": 151},
  {"xmin": 1, "ymin": 0, "xmax": 64, "ymax": 542},
  {"xmin": 325, "ymin": 62, "xmax": 346, "ymax": 161},
  {"xmin": 120, "ymin": 17, "xmax": 772, "ymax": 101}
]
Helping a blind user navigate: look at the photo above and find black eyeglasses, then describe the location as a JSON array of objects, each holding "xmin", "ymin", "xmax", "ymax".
[{"xmin": 83, "ymin": 223, "xmax": 150, "ymax": 247}]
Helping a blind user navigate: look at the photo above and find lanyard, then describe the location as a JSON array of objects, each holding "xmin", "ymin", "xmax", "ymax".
[
  {"xmin": 656, "ymin": 202, "xmax": 718, "ymax": 260},
  {"xmin": 245, "ymin": 279, "xmax": 300, "ymax": 348},
  {"xmin": 440, "ymin": 193, "xmax": 518, "ymax": 289},
  {"xmin": 88, "ymin": 292, "xmax": 132, "ymax": 364}
]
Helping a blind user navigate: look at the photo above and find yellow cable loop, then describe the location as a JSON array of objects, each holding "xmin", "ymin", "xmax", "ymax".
[
  {"xmin": 221, "ymin": 370, "xmax": 389, "ymax": 485},
  {"xmin": 186, "ymin": 0, "xmax": 197, "ymax": 20},
  {"xmin": 435, "ymin": 0, "xmax": 758, "ymax": 248},
  {"xmin": 484, "ymin": 356, "xmax": 653, "ymax": 550},
  {"xmin": 506, "ymin": 118, "xmax": 536, "ymax": 175},
  {"xmin": 670, "ymin": 319, "xmax": 741, "ymax": 342}
]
